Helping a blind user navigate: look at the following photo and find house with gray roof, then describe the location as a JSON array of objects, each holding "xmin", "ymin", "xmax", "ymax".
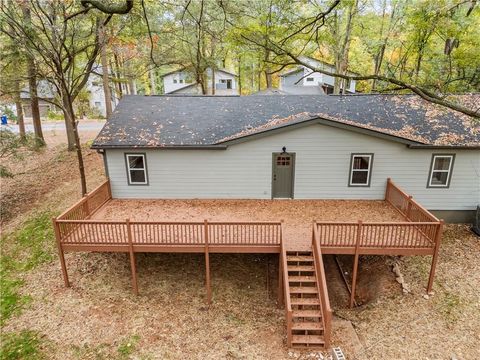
[
  {"xmin": 162, "ymin": 68, "xmax": 239, "ymax": 95},
  {"xmin": 92, "ymin": 94, "xmax": 480, "ymax": 222},
  {"xmin": 279, "ymin": 56, "xmax": 357, "ymax": 95}
]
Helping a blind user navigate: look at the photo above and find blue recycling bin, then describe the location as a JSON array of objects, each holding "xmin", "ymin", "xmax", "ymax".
[{"xmin": 1, "ymin": 114, "xmax": 7, "ymax": 125}]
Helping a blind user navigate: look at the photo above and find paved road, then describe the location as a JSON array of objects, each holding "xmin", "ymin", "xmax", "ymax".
[{"xmin": 1, "ymin": 120, "xmax": 106, "ymax": 133}]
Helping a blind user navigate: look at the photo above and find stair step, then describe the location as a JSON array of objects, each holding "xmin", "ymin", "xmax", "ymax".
[
  {"xmin": 290, "ymin": 286, "xmax": 318, "ymax": 294},
  {"xmin": 288, "ymin": 265, "xmax": 315, "ymax": 272},
  {"xmin": 289, "ymin": 276, "xmax": 316, "ymax": 283},
  {"xmin": 292, "ymin": 310, "xmax": 322, "ymax": 318},
  {"xmin": 291, "ymin": 335, "xmax": 325, "ymax": 345},
  {"xmin": 291, "ymin": 297, "xmax": 320, "ymax": 305},
  {"xmin": 292, "ymin": 322, "xmax": 324, "ymax": 331},
  {"xmin": 287, "ymin": 255, "xmax": 314, "ymax": 262}
]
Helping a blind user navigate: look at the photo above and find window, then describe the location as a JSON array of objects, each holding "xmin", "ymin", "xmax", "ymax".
[
  {"xmin": 349, "ymin": 154, "xmax": 373, "ymax": 186},
  {"xmin": 179, "ymin": 79, "xmax": 184, "ymax": 84},
  {"xmin": 276, "ymin": 155, "xmax": 291, "ymax": 166},
  {"xmin": 94, "ymin": 101, "xmax": 101, "ymax": 108},
  {"xmin": 173, "ymin": 79, "xmax": 177, "ymax": 84},
  {"xmin": 428, "ymin": 154, "xmax": 454, "ymax": 188},
  {"xmin": 125, "ymin": 154, "xmax": 148, "ymax": 185},
  {"xmin": 220, "ymin": 79, "xmax": 232, "ymax": 89},
  {"xmin": 306, "ymin": 77, "xmax": 314, "ymax": 82}
]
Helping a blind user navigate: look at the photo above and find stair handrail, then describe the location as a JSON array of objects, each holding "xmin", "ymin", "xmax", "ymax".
[
  {"xmin": 281, "ymin": 221, "xmax": 293, "ymax": 347},
  {"xmin": 312, "ymin": 222, "xmax": 332, "ymax": 349}
]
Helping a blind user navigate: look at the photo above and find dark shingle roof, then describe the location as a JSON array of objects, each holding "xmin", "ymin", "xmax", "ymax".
[{"xmin": 92, "ymin": 94, "xmax": 480, "ymax": 149}]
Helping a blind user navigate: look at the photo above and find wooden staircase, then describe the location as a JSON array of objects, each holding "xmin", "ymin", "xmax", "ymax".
[{"xmin": 284, "ymin": 250, "xmax": 326, "ymax": 348}]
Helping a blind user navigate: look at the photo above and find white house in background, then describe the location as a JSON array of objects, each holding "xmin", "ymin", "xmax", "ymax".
[
  {"xmin": 86, "ymin": 71, "xmax": 118, "ymax": 117},
  {"xmin": 20, "ymin": 80, "xmax": 57, "ymax": 118},
  {"xmin": 92, "ymin": 94, "xmax": 480, "ymax": 223},
  {"xmin": 20, "ymin": 70, "xmax": 117, "ymax": 119},
  {"xmin": 280, "ymin": 56, "xmax": 357, "ymax": 95},
  {"xmin": 162, "ymin": 68, "xmax": 238, "ymax": 95}
]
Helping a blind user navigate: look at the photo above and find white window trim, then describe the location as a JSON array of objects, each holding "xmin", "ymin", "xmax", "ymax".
[
  {"xmin": 126, "ymin": 153, "xmax": 148, "ymax": 185},
  {"xmin": 428, "ymin": 154, "xmax": 454, "ymax": 188},
  {"xmin": 349, "ymin": 154, "xmax": 373, "ymax": 187}
]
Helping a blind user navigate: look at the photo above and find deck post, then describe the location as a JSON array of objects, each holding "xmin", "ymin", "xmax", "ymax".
[
  {"xmin": 427, "ymin": 220, "xmax": 444, "ymax": 293},
  {"xmin": 83, "ymin": 197, "xmax": 90, "ymax": 217},
  {"xmin": 204, "ymin": 220, "xmax": 212, "ymax": 305},
  {"xmin": 278, "ymin": 220, "xmax": 285, "ymax": 307},
  {"xmin": 406, "ymin": 195, "xmax": 413, "ymax": 220},
  {"xmin": 52, "ymin": 217, "xmax": 70, "ymax": 287},
  {"xmin": 350, "ymin": 220, "xmax": 362, "ymax": 308},
  {"xmin": 126, "ymin": 219, "xmax": 139, "ymax": 296},
  {"xmin": 385, "ymin": 178, "xmax": 392, "ymax": 201}
]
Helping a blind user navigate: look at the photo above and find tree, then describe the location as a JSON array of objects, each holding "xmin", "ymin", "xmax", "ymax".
[
  {"xmin": 0, "ymin": 0, "xmax": 123, "ymax": 195},
  {"xmin": 240, "ymin": 0, "xmax": 480, "ymax": 119}
]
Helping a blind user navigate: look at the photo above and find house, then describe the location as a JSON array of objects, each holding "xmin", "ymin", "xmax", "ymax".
[
  {"xmin": 20, "ymin": 80, "xmax": 57, "ymax": 118},
  {"xmin": 92, "ymin": 94, "xmax": 479, "ymax": 222},
  {"xmin": 54, "ymin": 93, "xmax": 479, "ymax": 349},
  {"xmin": 162, "ymin": 68, "xmax": 238, "ymax": 95},
  {"xmin": 279, "ymin": 56, "xmax": 357, "ymax": 95},
  {"xmin": 21, "ymin": 71, "xmax": 117, "ymax": 119},
  {"xmin": 86, "ymin": 70, "xmax": 118, "ymax": 117}
]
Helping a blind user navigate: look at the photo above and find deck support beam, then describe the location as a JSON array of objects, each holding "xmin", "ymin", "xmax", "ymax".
[
  {"xmin": 278, "ymin": 253, "xmax": 284, "ymax": 307},
  {"xmin": 126, "ymin": 219, "xmax": 139, "ymax": 295},
  {"xmin": 427, "ymin": 220, "xmax": 444, "ymax": 293},
  {"xmin": 52, "ymin": 218, "xmax": 70, "ymax": 287},
  {"xmin": 204, "ymin": 220, "xmax": 212, "ymax": 305},
  {"xmin": 350, "ymin": 220, "xmax": 362, "ymax": 308}
]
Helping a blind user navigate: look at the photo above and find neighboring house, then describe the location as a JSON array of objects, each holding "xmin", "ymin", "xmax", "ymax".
[
  {"xmin": 21, "ymin": 70, "xmax": 117, "ymax": 119},
  {"xmin": 279, "ymin": 56, "xmax": 357, "ymax": 94},
  {"xmin": 162, "ymin": 68, "xmax": 239, "ymax": 95},
  {"xmin": 20, "ymin": 80, "xmax": 57, "ymax": 118},
  {"xmin": 93, "ymin": 94, "xmax": 480, "ymax": 223},
  {"xmin": 86, "ymin": 71, "xmax": 118, "ymax": 117}
]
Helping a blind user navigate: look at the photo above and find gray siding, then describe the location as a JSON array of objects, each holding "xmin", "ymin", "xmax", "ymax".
[{"xmin": 105, "ymin": 124, "xmax": 480, "ymax": 210}]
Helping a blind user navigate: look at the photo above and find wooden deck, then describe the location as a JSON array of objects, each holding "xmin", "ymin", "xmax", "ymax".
[{"xmin": 52, "ymin": 178, "xmax": 443, "ymax": 349}]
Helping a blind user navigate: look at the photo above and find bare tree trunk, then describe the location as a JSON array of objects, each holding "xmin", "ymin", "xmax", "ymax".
[
  {"xmin": 238, "ymin": 57, "xmax": 242, "ymax": 94},
  {"xmin": 333, "ymin": 0, "xmax": 358, "ymax": 95},
  {"xmin": 62, "ymin": 87, "xmax": 87, "ymax": 195},
  {"xmin": 26, "ymin": 58, "xmax": 45, "ymax": 145},
  {"xmin": 99, "ymin": 25, "xmax": 113, "ymax": 118},
  {"xmin": 113, "ymin": 53, "xmax": 123, "ymax": 98},
  {"xmin": 211, "ymin": 68, "xmax": 216, "ymax": 95},
  {"xmin": 14, "ymin": 81, "xmax": 26, "ymax": 139},
  {"xmin": 128, "ymin": 77, "xmax": 136, "ymax": 95},
  {"xmin": 149, "ymin": 68, "xmax": 156, "ymax": 95},
  {"xmin": 60, "ymin": 87, "xmax": 76, "ymax": 151},
  {"xmin": 264, "ymin": 49, "xmax": 272, "ymax": 88},
  {"xmin": 22, "ymin": 5, "xmax": 45, "ymax": 145}
]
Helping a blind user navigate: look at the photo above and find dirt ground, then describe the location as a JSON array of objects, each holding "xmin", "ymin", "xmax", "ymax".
[{"xmin": 2, "ymin": 126, "xmax": 480, "ymax": 359}]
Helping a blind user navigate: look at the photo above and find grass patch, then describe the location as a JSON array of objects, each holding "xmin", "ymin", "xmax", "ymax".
[
  {"xmin": 0, "ymin": 330, "xmax": 44, "ymax": 360},
  {"xmin": 0, "ymin": 211, "xmax": 56, "ymax": 325},
  {"xmin": 435, "ymin": 291, "xmax": 462, "ymax": 325},
  {"xmin": 117, "ymin": 335, "xmax": 140, "ymax": 359}
]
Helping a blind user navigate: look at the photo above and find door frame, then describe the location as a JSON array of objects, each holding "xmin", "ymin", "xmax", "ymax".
[{"xmin": 271, "ymin": 152, "xmax": 296, "ymax": 199}]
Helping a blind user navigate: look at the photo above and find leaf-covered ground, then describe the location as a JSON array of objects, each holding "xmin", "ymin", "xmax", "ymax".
[{"xmin": 1, "ymin": 129, "xmax": 479, "ymax": 359}]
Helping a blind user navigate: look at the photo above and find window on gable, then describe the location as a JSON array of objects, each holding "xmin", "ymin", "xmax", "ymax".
[
  {"xmin": 349, "ymin": 154, "xmax": 373, "ymax": 187},
  {"xmin": 125, "ymin": 154, "xmax": 148, "ymax": 185},
  {"xmin": 428, "ymin": 154, "xmax": 454, "ymax": 188},
  {"xmin": 306, "ymin": 77, "xmax": 314, "ymax": 82}
]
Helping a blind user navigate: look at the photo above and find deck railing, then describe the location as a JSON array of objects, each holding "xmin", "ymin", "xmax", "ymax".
[
  {"xmin": 317, "ymin": 179, "xmax": 443, "ymax": 252},
  {"xmin": 385, "ymin": 178, "xmax": 440, "ymax": 223},
  {"xmin": 55, "ymin": 218, "xmax": 283, "ymax": 248},
  {"xmin": 56, "ymin": 180, "xmax": 112, "ymax": 240},
  {"xmin": 312, "ymin": 225, "xmax": 332, "ymax": 348},
  {"xmin": 57, "ymin": 179, "xmax": 111, "ymax": 221},
  {"xmin": 280, "ymin": 222, "xmax": 293, "ymax": 347},
  {"xmin": 316, "ymin": 221, "xmax": 440, "ymax": 249}
]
